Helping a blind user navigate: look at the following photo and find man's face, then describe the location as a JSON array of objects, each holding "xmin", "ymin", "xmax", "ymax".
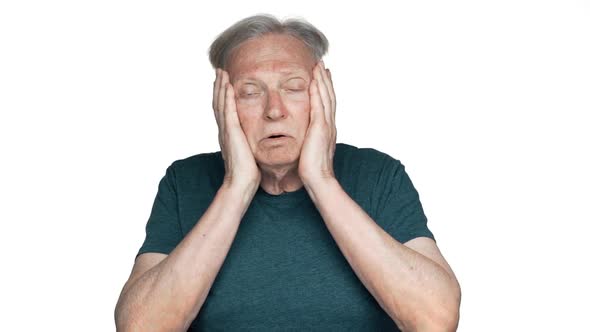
[{"xmin": 226, "ymin": 33, "xmax": 316, "ymax": 168}]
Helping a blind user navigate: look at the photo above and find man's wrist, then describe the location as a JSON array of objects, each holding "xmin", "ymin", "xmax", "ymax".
[
  {"xmin": 302, "ymin": 176, "xmax": 340, "ymax": 204},
  {"xmin": 220, "ymin": 180, "xmax": 260, "ymax": 205}
]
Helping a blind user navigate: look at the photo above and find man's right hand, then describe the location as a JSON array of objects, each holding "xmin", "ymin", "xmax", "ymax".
[
  {"xmin": 213, "ymin": 68, "xmax": 261, "ymax": 191},
  {"xmin": 116, "ymin": 80, "xmax": 262, "ymax": 328}
]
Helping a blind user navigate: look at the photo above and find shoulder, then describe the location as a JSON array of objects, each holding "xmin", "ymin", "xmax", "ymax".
[
  {"xmin": 166, "ymin": 150, "xmax": 222, "ymax": 172},
  {"xmin": 335, "ymin": 142, "xmax": 402, "ymax": 176},
  {"xmin": 164, "ymin": 150, "xmax": 224, "ymax": 184},
  {"xmin": 336, "ymin": 142, "xmax": 400, "ymax": 162},
  {"xmin": 334, "ymin": 143, "xmax": 408, "ymax": 204}
]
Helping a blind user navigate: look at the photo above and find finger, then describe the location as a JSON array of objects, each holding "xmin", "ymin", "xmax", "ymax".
[
  {"xmin": 325, "ymin": 68, "xmax": 336, "ymax": 125},
  {"xmin": 213, "ymin": 68, "xmax": 220, "ymax": 109},
  {"xmin": 224, "ymin": 83, "xmax": 240, "ymax": 129},
  {"xmin": 317, "ymin": 61, "xmax": 333, "ymax": 123},
  {"xmin": 213, "ymin": 69, "xmax": 225, "ymax": 159},
  {"xmin": 218, "ymin": 71, "xmax": 229, "ymax": 134},
  {"xmin": 314, "ymin": 61, "xmax": 332, "ymax": 125},
  {"xmin": 319, "ymin": 62, "xmax": 336, "ymax": 115},
  {"xmin": 325, "ymin": 68, "xmax": 336, "ymax": 110},
  {"xmin": 213, "ymin": 68, "xmax": 221, "ymax": 125},
  {"xmin": 218, "ymin": 70, "xmax": 228, "ymax": 113},
  {"xmin": 309, "ymin": 79, "xmax": 324, "ymax": 125}
]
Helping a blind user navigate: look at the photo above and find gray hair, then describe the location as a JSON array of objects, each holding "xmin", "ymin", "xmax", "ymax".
[{"xmin": 208, "ymin": 14, "xmax": 329, "ymax": 70}]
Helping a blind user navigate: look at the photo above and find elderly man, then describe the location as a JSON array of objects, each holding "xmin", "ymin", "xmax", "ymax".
[{"xmin": 115, "ymin": 14, "xmax": 461, "ymax": 332}]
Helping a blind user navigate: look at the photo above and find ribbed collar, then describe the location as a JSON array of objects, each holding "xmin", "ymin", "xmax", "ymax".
[{"xmin": 254, "ymin": 185, "xmax": 310, "ymax": 209}]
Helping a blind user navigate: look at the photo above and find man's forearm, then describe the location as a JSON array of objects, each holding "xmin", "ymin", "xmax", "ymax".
[
  {"xmin": 304, "ymin": 178, "xmax": 460, "ymax": 331},
  {"xmin": 115, "ymin": 183, "xmax": 258, "ymax": 331}
]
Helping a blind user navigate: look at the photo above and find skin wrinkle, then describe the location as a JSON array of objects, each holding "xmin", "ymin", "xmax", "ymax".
[
  {"xmin": 225, "ymin": 33, "xmax": 316, "ymax": 195},
  {"xmin": 115, "ymin": 27, "xmax": 460, "ymax": 332},
  {"xmin": 236, "ymin": 77, "xmax": 307, "ymax": 93}
]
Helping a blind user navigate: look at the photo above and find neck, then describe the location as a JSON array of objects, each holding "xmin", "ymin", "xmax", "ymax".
[{"xmin": 258, "ymin": 162, "xmax": 304, "ymax": 195}]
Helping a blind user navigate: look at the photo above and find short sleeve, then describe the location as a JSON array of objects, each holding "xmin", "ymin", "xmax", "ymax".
[
  {"xmin": 136, "ymin": 163, "xmax": 184, "ymax": 259},
  {"xmin": 373, "ymin": 156, "xmax": 435, "ymax": 244}
]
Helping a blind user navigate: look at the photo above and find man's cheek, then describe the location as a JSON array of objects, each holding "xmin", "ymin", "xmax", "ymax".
[
  {"xmin": 235, "ymin": 105, "xmax": 257, "ymax": 123},
  {"xmin": 235, "ymin": 110, "xmax": 253, "ymax": 135}
]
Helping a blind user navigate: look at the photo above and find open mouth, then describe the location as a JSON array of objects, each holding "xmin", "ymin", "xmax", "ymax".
[{"xmin": 268, "ymin": 135, "xmax": 286, "ymax": 138}]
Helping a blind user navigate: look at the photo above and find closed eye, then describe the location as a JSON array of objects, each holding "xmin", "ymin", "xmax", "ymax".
[
  {"xmin": 239, "ymin": 82, "xmax": 262, "ymax": 98},
  {"xmin": 240, "ymin": 92, "xmax": 261, "ymax": 98}
]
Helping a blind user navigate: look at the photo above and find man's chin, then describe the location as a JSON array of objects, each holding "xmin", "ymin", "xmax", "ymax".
[
  {"xmin": 255, "ymin": 143, "xmax": 301, "ymax": 166},
  {"xmin": 255, "ymin": 153, "xmax": 300, "ymax": 169}
]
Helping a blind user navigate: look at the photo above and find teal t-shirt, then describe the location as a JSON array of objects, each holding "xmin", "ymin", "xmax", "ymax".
[{"xmin": 137, "ymin": 142, "xmax": 435, "ymax": 331}]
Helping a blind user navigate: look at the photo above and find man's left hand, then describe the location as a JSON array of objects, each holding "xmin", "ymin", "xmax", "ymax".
[{"xmin": 298, "ymin": 60, "xmax": 337, "ymax": 185}]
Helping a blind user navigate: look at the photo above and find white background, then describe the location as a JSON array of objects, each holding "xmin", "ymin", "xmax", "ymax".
[{"xmin": 1, "ymin": 0, "xmax": 589, "ymax": 331}]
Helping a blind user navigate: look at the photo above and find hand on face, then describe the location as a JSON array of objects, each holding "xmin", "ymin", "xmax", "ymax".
[
  {"xmin": 213, "ymin": 68, "xmax": 261, "ymax": 190},
  {"xmin": 298, "ymin": 60, "xmax": 337, "ymax": 185}
]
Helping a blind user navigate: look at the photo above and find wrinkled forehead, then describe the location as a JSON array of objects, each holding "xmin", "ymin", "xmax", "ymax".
[
  {"xmin": 227, "ymin": 34, "xmax": 316, "ymax": 82},
  {"xmin": 230, "ymin": 62, "xmax": 311, "ymax": 84}
]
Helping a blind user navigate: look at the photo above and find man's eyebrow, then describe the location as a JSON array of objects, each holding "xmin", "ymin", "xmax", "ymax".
[
  {"xmin": 280, "ymin": 70, "xmax": 310, "ymax": 79},
  {"xmin": 284, "ymin": 75, "xmax": 307, "ymax": 80},
  {"xmin": 233, "ymin": 76, "xmax": 256, "ymax": 83},
  {"xmin": 279, "ymin": 69, "xmax": 307, "ymax": 75},
  {"xmin": 234, "ymin": 70, "xmax": 309, "ymax": 82},
  {"xmin": 279, "ymin": 72, "xmax": 310, "ymax": 84}
]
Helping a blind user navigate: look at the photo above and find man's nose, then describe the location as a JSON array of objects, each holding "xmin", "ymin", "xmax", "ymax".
[{"xmin": 264, "ymin": 90, "xmax": 287, "ymax": 120}]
